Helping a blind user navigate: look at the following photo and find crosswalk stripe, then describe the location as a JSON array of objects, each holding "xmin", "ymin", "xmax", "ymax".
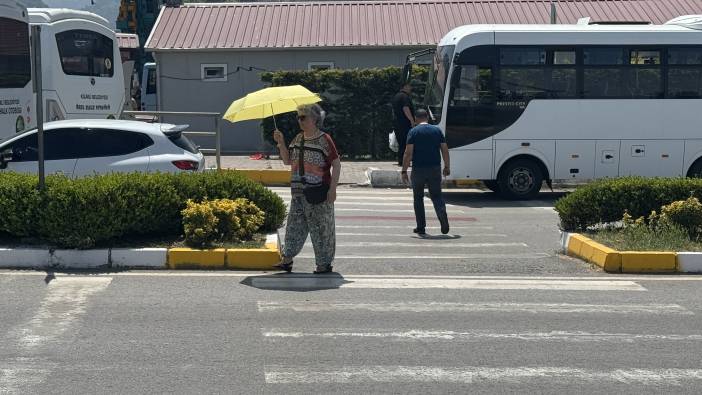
[
  {"xmin": 295, "ymin": 253, "xmax": 549, "ymax": 259},
  {"xmin": 305, "ymin": 242, "xmax": 526, "ymax": 248},
  {"xmin": 250, "ymin": 278, "xmax": 645, "ymax": 291},
  {"xmin": 262, "ymin": 329, "xmax": 702, "ymax": 342},
  {"xmin": 336, "ymin": 233, "xmax": 507, "ymax": 237},
  {"xmin": 257, "ymin": 302, "xmax": 688, "ymax": 314},
  {"xmin": 264, "ymin": 366, "xmax": 702, "ymax": 384},
  {"xmin": 335, "ymin": 225, "xmax": 494, "ymax": 229}
]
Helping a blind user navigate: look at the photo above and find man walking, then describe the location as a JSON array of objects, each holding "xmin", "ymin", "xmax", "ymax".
[
  {"xmin": 401, "ymin": 109, "xmax": 450, "ymax": 235},
  {"xmin": 391, "ymin": 82, "xmax": 416, "ymax": 165}
]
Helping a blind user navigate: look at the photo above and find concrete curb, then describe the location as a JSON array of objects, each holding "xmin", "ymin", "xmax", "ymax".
[
  {"xmin": 562, "ymin": 232, "xmax": 691, "ymax": 273},
  {"xmin": 367, "ymin": 168, "xmax": 483, "ymax": 188},
  {"xmin": 236, "ymin": 169, "xmax": 291, "ymax": 186},
  {"xmin": 0, "ymin": 233, "xmax": 281, "ymax": 270}
]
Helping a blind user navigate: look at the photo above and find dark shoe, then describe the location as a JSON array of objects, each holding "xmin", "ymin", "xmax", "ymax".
[
  {"xmin": 273, "ymin": 260, "xmax": 293, "ymax": 273},
  {"xmin": 439, "ymin": 215, "xmax": 450, "ymax": 235},
  {"xmin": 313, "ymin": 265, "xmax": 333, "ymax": 274},
  {"xmin": 413, "ymin": 227, "xmax": 426, "ymax": 235}
]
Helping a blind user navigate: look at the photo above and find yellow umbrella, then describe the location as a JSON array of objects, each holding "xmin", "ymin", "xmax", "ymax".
[{"xmin": 222, "ymin": 85, "xmax": 322, "ymax": 129}]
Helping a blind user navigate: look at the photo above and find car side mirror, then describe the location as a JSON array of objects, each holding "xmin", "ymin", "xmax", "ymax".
[
  {"xmin": 402, "ymin": 64, "xmax": 411, "ymax": 84},
  {"xmin": 0, "ymin": 149, "xmax": 12, "ymax": 169}
]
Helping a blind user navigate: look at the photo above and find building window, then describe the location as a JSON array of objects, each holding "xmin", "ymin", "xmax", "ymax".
[
  {"xmin": 201, "ymin": 64, "xmax": 227, "ymax": 82},
  {"xmin": 308, "ymin": 62, "xmax": 334, "ymax": 71}
]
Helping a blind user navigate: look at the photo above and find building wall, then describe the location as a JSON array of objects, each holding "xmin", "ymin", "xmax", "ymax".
[{"xmin": 154, "ymin": 47, "xmax": 427, "ymax": 154}]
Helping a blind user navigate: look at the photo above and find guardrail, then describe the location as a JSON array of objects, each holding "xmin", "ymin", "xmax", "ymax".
[{"xmin": 122, "ymin": 110, "xmax": 222, "ymax": 170}]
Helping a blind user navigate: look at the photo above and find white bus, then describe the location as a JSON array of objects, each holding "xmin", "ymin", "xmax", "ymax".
[
  {"xmin": 0, "ymin": 1, "xmax": 34, "ymax": 135},
  {"xmin": 414, "ymin": 16, "xmax": 702, "ymax": 199},
  {"xmin": 28, "ymin": 8, "xmax": 124, "ymax": 124},
  {"xmin": 140, "ymin": 62, "xmax": 157, "ymax": 111}
]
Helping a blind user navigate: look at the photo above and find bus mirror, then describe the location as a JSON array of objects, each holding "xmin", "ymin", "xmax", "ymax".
[
  {"xmin": 402, "ymin": 64, "xmax": 411, "ymax": 84},
  {"xmin": 450, "ymin": 66, "xmax": 462, "ymax": 88}
]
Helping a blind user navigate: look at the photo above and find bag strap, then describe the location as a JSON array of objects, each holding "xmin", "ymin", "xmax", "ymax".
[{"xmin": 298, "ymin": 135, "xmax": 305, "ymax": 177}]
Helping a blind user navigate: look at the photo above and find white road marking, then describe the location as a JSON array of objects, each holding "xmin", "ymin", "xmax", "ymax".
[
  {"xmin": 336, "ymin": 225, "xmax": 494, "ymax": 230},
  {"xmin": 336, "ymin": 233, "xmax": 507, "ymax": 237},
  {"xmin": 250, "ymin": 278, "xmax": 645, "ymax": 291},
  {"xmin": 0, "ymin": 360, "xmax": 54, "ymax": 395},
  {"xmin": 305, "ymin": 242, "xmax": 526, "ymax": 248},
  {"xmin": 262, "ymin": 329, "xmax": 702, "ymax": 343},
  {"xmin": 334, "ymin": 208, "xmax": 466, "ymax": 213},
  {"xmin": 15, "ymin": 277, "xmax": 112, "ymax": 349},
  {"xmin": 264, "ymin": 365, "xmax": 702, "ymax": 384},
  {"xmin": 4, "ymin": 272, "xmax": 702, "ymax": 282},
  {"xmin": 296, "ymin": 253, "xmax": 550, "ymax": 259},
  {"xmin": 258, "ymin": 302, "xmax": 688, "ymax": 314}
]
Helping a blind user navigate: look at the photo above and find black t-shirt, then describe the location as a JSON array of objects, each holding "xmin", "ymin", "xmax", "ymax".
[{"xmin": 391, "ymin": 91, "xmax": 415, "ymax": 131}]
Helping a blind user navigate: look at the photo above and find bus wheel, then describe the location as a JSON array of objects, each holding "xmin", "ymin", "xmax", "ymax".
[
  {"xmin": 482, "ymin": 180, "xmax": 501, "ymax": 193},
  {"xmin": 497, "ymin": 159, "xmax": 543, "ymax": 200},
  {"xmin": 688, "ymin": 159, "xmax": 702, "ymax": 178}
]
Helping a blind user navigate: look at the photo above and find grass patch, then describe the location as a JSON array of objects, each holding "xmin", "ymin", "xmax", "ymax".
[
  {"xmin": 588, "ymin": 225, "xmax": 702, "ymax": 252},
  {"xmin": 0, "ymin": 232, "xmax": 268, "ymax": 250}
]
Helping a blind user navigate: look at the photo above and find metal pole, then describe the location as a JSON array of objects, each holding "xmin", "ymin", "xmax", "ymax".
[
  {"xmin": 31, "ymin": 25, "xmax": 45, "ymax": 190},
  {"xmin": 550, "ymin": 3, "xmax": 557, "ymax": 24},
  {"xmin": 215, "ymin": 115, "xmax": 221, "ymax": 170}
]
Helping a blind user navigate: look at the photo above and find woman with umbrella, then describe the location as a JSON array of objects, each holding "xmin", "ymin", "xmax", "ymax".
[{"xmin": 273, "ymin": 103, "xmax": 341, "ymax": 274}]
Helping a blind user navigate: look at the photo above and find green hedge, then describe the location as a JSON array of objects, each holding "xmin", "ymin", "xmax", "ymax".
[
  {"xmin": 555, "ymin": 177, "xmax": 702, "ymax": 231},
  {"xmin": 0, "ymin": 171, "xmax": 286, "ymax": 249},
  {"xmin": 260, "ymin": 66, "xmax": 428, "ymax": 159}
]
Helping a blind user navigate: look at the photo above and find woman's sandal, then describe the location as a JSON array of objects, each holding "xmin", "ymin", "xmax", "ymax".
[
  {"xmin": 273, "ymin": 260, "xmax": 294, "ymax": 273},
  {"xmin": 313, "ymin": 265, "xmax": 333, "ymax": 274}
]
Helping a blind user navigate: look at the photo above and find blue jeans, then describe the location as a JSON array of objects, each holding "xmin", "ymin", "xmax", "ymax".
[{"xmin": 410, "ymin": 166, "xmax": 447, "ymax": 230}]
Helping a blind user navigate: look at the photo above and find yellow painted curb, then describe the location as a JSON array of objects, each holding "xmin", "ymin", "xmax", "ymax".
[
  {"xmin": 566, "ymin": 234, "xmax": 621, "ymax": 273},
  {"xmin": 227, "ymin": 248, "xmax": 281, "ymax": 270},
  {"xmin": 167, "ymin": 248, "xmax": 226, "ymax": 269},
  {"xmin": 620, "ymin": 251, "xmax": 677, "ymax": 273},
  {"xmin": 236, "ymin": 169, "xmax": 290, "ymax": 185}
]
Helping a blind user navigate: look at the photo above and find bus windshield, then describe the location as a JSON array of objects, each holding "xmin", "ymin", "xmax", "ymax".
[
  {"xmin": 424, "ymin": 45, "xmax": 454, "ymax": 123},
  {"xmin": 0, "ymin": 17, "xmax": 31, "ymax": 89}
]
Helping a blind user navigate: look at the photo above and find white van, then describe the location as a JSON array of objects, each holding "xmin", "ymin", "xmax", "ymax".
[{"xmin": 141, "ymin": 62, "xmax": 157, "ymax": 111}]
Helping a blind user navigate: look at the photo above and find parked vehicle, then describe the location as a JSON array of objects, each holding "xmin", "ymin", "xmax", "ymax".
[
  {"xmin": 0, "ymin": 1, "xmax": 33, "ymax": 135},
  {"xmin": 0, "ymin": 119, "xmax": 204, "ymax": 177},
  {"xmin": 141, "ymin": 62, "xmax": 157, "ymax": 111},
  {"xmin": 408, "ymin": 16, "xmax": 702, "ymax": 199}
]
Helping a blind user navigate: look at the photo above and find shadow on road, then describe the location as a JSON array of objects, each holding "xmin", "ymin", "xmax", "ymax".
[
  {"xmin": 240, "ymin": 272, "xmax": 350, "ymax": 292},
  {"xmin": 442, "ymin": 191, "xmax": 567, "ymax": 208}
]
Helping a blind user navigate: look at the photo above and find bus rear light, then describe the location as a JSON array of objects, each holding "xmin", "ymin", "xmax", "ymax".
[{"xmin": 172, "ymin": 160, "xmax": 199, "ymax": 171}]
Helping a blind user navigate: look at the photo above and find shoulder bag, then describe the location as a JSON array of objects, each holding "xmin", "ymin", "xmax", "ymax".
[{"xmin": 299, "ymin": 136, "xmax": 330, "ymax": 205}]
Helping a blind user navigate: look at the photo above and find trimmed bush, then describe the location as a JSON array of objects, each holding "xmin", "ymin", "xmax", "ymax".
[
  {"xmin": 182, "ymin": 199, "xmax": 219, "ymax": 248},
  {"xmin": 660, "ymin": 197, "xmax": 702, "ymax": 237},
  {"xmin": 555, "ymin": 177, "xmax": 702, "ymax": 231},
  {"xmin": 260, "ymin": 66, "xmax": 428, "ymax": 159},
  {"xmin": 182, "ymin": 198, "xmax": 266, "ymax": 248},
  {"xmin": 0, "ymin": 170, "xmax": 286, "ymax": 248}
]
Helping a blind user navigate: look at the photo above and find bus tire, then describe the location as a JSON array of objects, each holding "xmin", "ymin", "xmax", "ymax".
[
  {"xmin": 688, "ymin": 159, "xmax": 702, "ymax": 178},
  {"xmin": 482, "ymin": 180, "xmax": 501, "ymax": 193},
  {"xmin": 497, "ymin": 158, "xmax": 543, "ymax": 200}
]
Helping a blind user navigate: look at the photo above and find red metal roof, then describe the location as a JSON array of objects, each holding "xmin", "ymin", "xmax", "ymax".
[
  {"xmin": 116, "ymin": 33, "xmax": 140, "ymax": 49},
  {"xmin": 145, "ymin": 0, "xmax": 702, "ymax": 51}
]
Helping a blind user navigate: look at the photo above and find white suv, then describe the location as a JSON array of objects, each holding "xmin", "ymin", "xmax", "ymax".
[{"xmin": 0, "ymin": 119, "xmax": 205, "ymax": 177}]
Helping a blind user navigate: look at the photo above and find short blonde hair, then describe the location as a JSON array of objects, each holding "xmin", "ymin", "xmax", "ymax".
[{"xmin": 297, "ymin": 103, "xmax": 326, "ymax": 128}]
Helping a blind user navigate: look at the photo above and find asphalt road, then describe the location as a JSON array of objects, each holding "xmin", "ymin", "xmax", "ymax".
[{"xmin": 2, "ymin": 187, "xmax": 701, "ymax": 394}]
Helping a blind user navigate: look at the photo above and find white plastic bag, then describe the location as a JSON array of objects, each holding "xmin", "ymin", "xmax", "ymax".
[{"xmin": 388, "ymin": 130, "xmax": 399, "ymax": 153}]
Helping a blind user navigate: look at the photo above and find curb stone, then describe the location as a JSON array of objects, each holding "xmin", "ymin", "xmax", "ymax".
[
  {"xmin": 563, "ymin": 232, "xmax": 693, "ymax": 273},
  {"xmin": 236, "ymin": 169, "xmax": 290, "ymax": 186},
  {"xmin": 0, "ymin": 233, "xmax": 281, "ymax": 270}
]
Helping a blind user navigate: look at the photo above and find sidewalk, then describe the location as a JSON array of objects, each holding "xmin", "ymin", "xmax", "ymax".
[{"xmin": 206, "ymin": 155, "xmax": 399, "ymax": 185}]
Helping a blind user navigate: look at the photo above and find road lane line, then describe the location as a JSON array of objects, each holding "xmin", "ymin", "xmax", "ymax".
[
  {"xmin": 258, "ymin": 302, "xmax": 687, "ymax": 314},
  {"xmin": 336, "ymin": 233, "xmax": 507, "ymax": 237},
  {"xmin": 262, "ymin": 329, "xmax": 702, "ymax": 342},
  {"xmin": 250, "ymin": 278, "xmax": 645, "ymax": 291},
  {"xmin": 265, "ymin": 366, "xmax": 702, "ymax": 384},
  {"xmin": 335, "ymin": 225, "xmax": 494, "ymax": 229}
]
